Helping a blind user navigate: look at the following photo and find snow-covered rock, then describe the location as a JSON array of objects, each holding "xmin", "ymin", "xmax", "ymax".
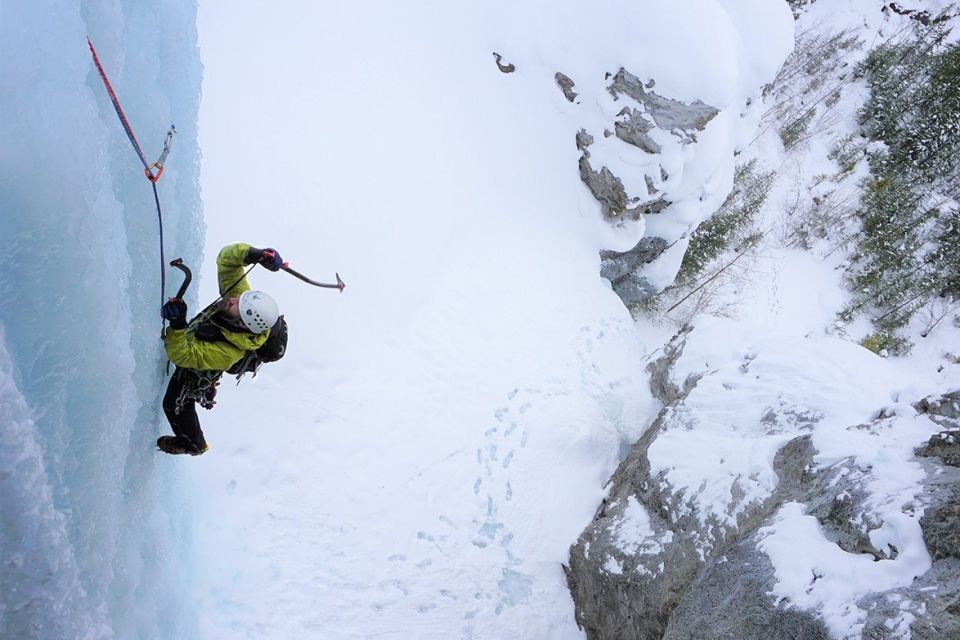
[
  {"xmin": 566, "ymin": 322, "xmax": 957, "ymax": 639},
  {"xmin": 493, "ymin": 1, "xmax": 795, "ymax": 303},
  {"xmin": 576, "ymin": 67, "xmax": 720, "ymax": 221},
  {"xmin": 561, "ymin": 4, "xmax": 795, "ymax": 304}
]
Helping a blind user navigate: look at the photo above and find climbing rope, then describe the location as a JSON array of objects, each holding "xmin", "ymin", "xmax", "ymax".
[{"xmin": 87, "ymin": 36, "xmax": 176, "ymax": 306}]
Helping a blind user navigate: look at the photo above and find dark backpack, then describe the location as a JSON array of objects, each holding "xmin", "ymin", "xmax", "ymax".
[{"xmin": 227, "ymin": 315, "xmax": 288, "ymax": 378}]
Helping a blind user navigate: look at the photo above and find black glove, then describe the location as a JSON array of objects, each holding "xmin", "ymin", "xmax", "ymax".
[
  {"xmin": 162, "ymin": 298, "xmax": 188, "ymax": 329},
  {"xmin": 245, "ymin": 247, "xmax": 284, "ymax": 271}
]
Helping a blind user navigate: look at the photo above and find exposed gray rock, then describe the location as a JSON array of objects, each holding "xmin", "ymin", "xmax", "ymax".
[
  {"xmin": 922, "ymin": 487, "xmax": 960, "ymax": 560},
  {"xmin": 492, "ymin": 52, "xmax": 515, "ymax": 73},
  {"xmin": 608, "ymin": 68, "xmax": 719, "ymax": 142},
  {"xmin": 565, "ymin": 497, "xmax": 703, "ymax": 640},
  {"xmin": 768, "ymin": 434, "xmax": 819, "ymax": 499},
  {"xmin": 615, "ymin": 107, "xmax": 661, "ymax": 154},
  {"xmin": 907, "ymin": 456, "xmax": 960, "ymax": 639},
  {"xmin": 577, "ymin": 130, "xmax": 594, "ymax": 152},
  {"xmin": 859, "ymin": 590, "xmax": 918, "ymax": 640},
  {"xmin": 636, "ymin": 197, "xmax": 671, "ymax": 216},
  {"xmin": 600, "ymin": 238, "xmax": 670, "ymax": 282},
  {"xmin": 598, "ymin": 237, "xmax": 671, "ymax": 305},
  {"xmin": 556, "ymin": 72, "xmax": 578, "ymax": 102},
  {"xmin": 858, "ymin": 544, "xmax": 960, "ymax": 639},
  {"xmin": 913, "ymin": 390, "xmax": 960, "ymax": 428},
  {"xmin": 662, "ymin": 534, "xmax": 830, "ymax": 640},
  {"xmin": 907, "ymin": 558, "xmax": 960, "ymax": 640},
  {"xmin": 579, "ymin": 156, "xmax": 633, "ymax": 216},
  {"xmin": 578, "ymin": 154, "xmax": 672, "ymax": 222},
  {"xmin": 645, "ymin": 326, "xmax": 696, "ymax": 405},
  {"xmin": 644, "ymin": 174, "xmax": 657, "ymax": 195},
  {"xmin": 607, "ymin": 272, "xmax": 659, "ymax": 307},
  {"xmin": 916, "ymin": 430, "xmax": 960, "ymax": 467},
  {"xmin": 915, "ymin": 391, "xmax": 960, "ymax": 466}
]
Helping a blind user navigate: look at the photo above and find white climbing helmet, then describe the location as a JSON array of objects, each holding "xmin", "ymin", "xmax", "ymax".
[{"xmin": 238, "ymin": 290, "xmax": 279, "ymax": 334}]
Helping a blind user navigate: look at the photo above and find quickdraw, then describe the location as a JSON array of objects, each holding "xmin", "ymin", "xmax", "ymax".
[
  {"xmin": 145, "ymin": 126, "xmax": 177, "ymax": 183},
  {"xmin": 87, "ymin": 36, "xmax": 177, "ymax": 308}
]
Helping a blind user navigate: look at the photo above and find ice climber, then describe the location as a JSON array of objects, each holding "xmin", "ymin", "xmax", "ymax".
[{"xmin": 157, "ymin": 243, "xmax": 286, "ymax": 455}]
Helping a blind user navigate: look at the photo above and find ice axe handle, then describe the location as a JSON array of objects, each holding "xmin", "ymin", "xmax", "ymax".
[
  {"xmin": 170, "ymin": 258, "xmax": 192, "ymax": 299},
  {"xmin": 281, "ymin": 265, "xmax": 345, "ymax": 292}
]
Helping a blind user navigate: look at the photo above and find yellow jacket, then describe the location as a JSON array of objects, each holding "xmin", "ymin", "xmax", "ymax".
[{"xmin": 163, "ymin": 243, "xmax": 269, "ymax": 372}]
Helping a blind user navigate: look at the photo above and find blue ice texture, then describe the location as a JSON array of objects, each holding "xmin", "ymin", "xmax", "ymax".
[{"xmin": 1, "ymin": 2, "xmax": 205, "ymax": 638}]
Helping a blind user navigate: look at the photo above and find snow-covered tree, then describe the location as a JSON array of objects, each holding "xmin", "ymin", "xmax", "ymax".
[{"xmin": 845, "ymin": 14, "xmax": 960, "ymax": 346}]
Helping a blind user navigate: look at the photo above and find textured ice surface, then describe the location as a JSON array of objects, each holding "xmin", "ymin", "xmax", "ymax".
[{"xmin": 0, "ymin": 2, "xmax": 203, "ymax": 637}]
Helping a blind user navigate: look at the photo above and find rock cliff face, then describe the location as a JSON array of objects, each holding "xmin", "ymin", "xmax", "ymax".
[
  {"xmin": 598, "ymin": 237, "xmax": 670, "ymax": 306},
  {"xmin": 565, "ymin": 326, "xmax": 960, "ymax": 640},
  {"xmin": 910, "ymin": 394, "xmax": 960, "ymax": 640},
  {"xmin": 573, "ymin": 68, "xmax": 719, "ymax": 223},
  {"xmin": 557, "ymin": 68, "xmax": 721, "ymax": 305}
]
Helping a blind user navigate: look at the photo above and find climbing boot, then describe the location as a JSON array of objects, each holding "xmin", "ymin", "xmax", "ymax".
[{"xmin": 156, "ymin": 436, "xmax": 208, "ymax": 456}]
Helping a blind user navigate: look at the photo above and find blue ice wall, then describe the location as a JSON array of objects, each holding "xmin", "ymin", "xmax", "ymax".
[{"xmin": 1, "ymin": 2, "xmax": 204, "ymax": 638}]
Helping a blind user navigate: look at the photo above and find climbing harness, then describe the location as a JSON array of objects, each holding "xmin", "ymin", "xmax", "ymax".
[
  {"xmin": 174, "ymin": 369, "xmax": 221, "ymax": 413},
  {"xmin": 87, "ymin": 36, "xmax": 177, "ymax": 309}
]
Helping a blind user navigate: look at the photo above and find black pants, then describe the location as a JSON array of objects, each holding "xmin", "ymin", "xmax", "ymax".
[{"xmin": 162, "ymin": 368, "xmax": 209, "ymax": 453}]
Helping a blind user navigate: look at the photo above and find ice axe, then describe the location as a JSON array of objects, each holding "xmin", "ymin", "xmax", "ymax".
[
  {"xmin": 280, "ymin": 264, "xmax": 345, "ymax": 292},
  {"xmin": 169, "ymin": 258, "xmax": 192, "ymax": 299},
  {"xmin": 161, "ymin": 258, "xmax": 192, "ymax": 344}
]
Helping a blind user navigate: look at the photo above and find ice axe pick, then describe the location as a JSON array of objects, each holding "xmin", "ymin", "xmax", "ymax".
[{"xmin": 280, "ymin": 264, "xmax": 345, "ymax": 292}]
